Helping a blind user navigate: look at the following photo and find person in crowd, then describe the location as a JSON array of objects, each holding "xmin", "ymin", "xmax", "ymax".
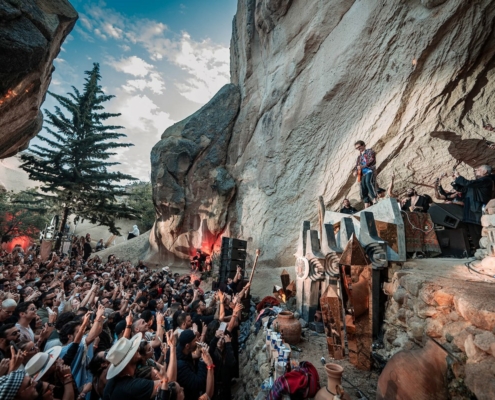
[
  {"xmin": 454, "ymin": 165, "xmax": 494, "ymax": 246},
  {"xmin": 339, "ymin": 199, "xmax": 358, "ymax": 214},
  {"xmin": 95, "ymin": 239, "xmax": 105, "ymax": 252},
  {"xmin": 127, "ymin": 225, "xmax": 140, "ymax": 240},
  {"xmin": 0, "ymin": 324, "xmax": 21, "ymax": 361},
  {"xmin": 401, "ymin": 188, "xmax": 432, "ymax": 213},
  {"xmin": 0, "ymin": 299, "xmax": 17, "ymax": 325},
  {"xmin": 176, "ymin": 330, "xmax": 215, "ymax": 399},
  {"xmin": 353, "ymin": 140, "xmax": 378, "ymax": 208},
  {"xmin": 15, "ymin": 302, "xmax": 37, "ymax": 343}
]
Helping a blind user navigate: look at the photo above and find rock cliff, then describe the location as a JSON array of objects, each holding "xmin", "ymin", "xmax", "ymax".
[
  {"xmin": 150, "ymin": 84, "xmax": 240, "ymax": 264},
  {"xmin": 0, "ymin": 0, "xmax": 77, "ymax": 158},
  {"xmin": 151, "ymin": 0, "xmax": 495, "ymax": 266}
]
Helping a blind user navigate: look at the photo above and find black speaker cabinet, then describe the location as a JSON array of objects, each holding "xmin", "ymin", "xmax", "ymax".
[
  {"xmin": 219, "ymin": 237, "xmax": 247, "ymax": 283},
  {"xmin": 435, "ymin": 228, "xmax": 471, "ymax": 258},
  {"xmin": 428, "ymin": 203, "xmax": 463, "ymax": 229}
]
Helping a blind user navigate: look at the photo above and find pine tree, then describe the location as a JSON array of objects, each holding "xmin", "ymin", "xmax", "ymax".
[{"xmin": 20, "ymin": 63, "xmax": 138, "ymax": 247}]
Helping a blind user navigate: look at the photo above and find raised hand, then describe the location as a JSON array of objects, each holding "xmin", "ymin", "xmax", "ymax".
[
  {"xmin": 156, "ymin": 312, "xmax": 164, "ymax": 326},
  {"xmin": 9, "ymin": 346, "xmax": 24, "ymax": 372},
  {"xmin": 96, "ymin": 304, "xmax": 105, "ymax": 320},
  {"xmin": 233, "ymin": 303, "xmax": 244, "ymax": 315},
  {"xmin": 0, "ymin": 359, "xmax": 9, "ymax": 376},
  {"xmin": 201, "ymin": 347, "xmax": 214, "ymax": 366},
  {"xmin": 166, "ymin": 330, "xmax": 177, "ymax": 347},
  {"xmin": 82, "ymin": 311, "xmax": 92, "ymax": 327},
  {"xmin": 224, "ymin": 334, "xmax": 232, "ymax": 343},
  {"xmin": 56, "ymin": 363, "xmax": 72, "ymax": 382},
  {"xmin": 155, "ymin": 361, "xmax": 168, "ymax": 381},
  {"xmin": 125, "ymin": 312, "xmax": 133, "ymax": 326}
]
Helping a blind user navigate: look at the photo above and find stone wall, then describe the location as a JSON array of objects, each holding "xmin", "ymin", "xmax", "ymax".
[{"xmin": 382, "ymin": 267, "xmax": 495, "ymax": 399}]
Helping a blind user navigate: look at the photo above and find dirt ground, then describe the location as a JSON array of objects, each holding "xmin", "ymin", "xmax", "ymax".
[{"xmin": 291, "ymin": 331, "xmax": 379, "ymax": 399}]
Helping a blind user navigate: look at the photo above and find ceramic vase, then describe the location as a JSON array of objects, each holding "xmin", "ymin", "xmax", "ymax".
[
  {"xmin": 273, "ymin": 311, "xmax": 301, "ymax": 344},
  {"xmin": 315, "ymin": 363, "xmax": 351, "ymax": 400}
]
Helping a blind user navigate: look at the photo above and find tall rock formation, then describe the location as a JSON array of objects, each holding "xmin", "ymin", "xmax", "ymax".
[
  {"xmin": 150, "ymin": 84, "xmax": 240, "ymax": 264},
  {"xmin": 0, "ymin": 0, "xmax": 78, "ymax": 158},
  {"xmin": 150, "ymin": 0, "xmax": 495, "ymax": 267}
]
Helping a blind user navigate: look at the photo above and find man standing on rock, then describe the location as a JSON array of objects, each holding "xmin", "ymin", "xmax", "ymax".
[{"xmin": 353, "ymin": 140, "xmax": 377, "ymax": 208}]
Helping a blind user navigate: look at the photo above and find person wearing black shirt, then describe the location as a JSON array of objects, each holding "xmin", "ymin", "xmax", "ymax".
[
  {"xmin": 103, "ymin": 333, "xmax": 167, "ymax": 400},
  {"xmin": 339, "ymin": 199, "xmax": 358, "ymax": 215},
  {"xmin": 454, "ymin": 165, "xmax": 494, "ymax": 248},
  {"xmin": 176, "ymin": 330, "xmax": 214, "ymax": 399},
  {"xmin": 401, "ymin": 189, "xmax": 432, "ymax": 213}
]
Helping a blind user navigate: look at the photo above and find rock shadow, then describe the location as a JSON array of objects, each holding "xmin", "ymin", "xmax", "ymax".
[{"xmin": 430, "ymin": 131, "xmax": 495, "ymax": 168}]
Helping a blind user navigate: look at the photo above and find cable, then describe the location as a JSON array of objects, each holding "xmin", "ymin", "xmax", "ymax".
[
  {"xmin": 341, "ymin": 375, "xmax": 370, "ymax": 399},
  {"xmin": 400, "ymin": 210, "xmax": 433, "ymax": 233},
  {"xmin": 464, "ymin": 259, "xmax": 495, "ymax": 279}
]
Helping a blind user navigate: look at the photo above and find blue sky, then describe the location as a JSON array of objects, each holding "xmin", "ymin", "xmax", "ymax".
[{"xmin": 40, "ymin": 0, "xmax": 237, "ymax": 180}]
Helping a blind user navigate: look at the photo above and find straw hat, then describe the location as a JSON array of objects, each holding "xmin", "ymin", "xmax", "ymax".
[
  {"xmin": 25, "ymin": 346, "xmax": 62, "ymax": 381},
  {"xmin": 106, "ymin": 332, "xmax": 142, "ymax": 379}
]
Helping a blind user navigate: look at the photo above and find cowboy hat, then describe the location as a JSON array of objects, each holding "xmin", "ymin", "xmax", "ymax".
[
  {"xmin": 25, "ymin": 346, "xmax": 62, "ymax": 381},
  {"xmin": 106, "ymin": 332, "xmax": 142, "ymax": 380}
]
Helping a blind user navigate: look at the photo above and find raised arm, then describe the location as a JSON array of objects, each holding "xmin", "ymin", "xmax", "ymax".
[{"xmin": 85, "ymin": 304, "xmax": 105, "ymax": 345}]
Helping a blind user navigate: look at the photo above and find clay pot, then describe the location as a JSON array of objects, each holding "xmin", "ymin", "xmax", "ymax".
[
  {"xmin": 315, "ymin": 363, "xmax": 351, "ymax": 400},
  {"xmin": 273, "ymin": 311, "xmax": 301, "ymax": 344}
]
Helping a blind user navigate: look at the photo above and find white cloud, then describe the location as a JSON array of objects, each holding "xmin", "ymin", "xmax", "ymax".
[
  {"xmin": 107, "ymin": 56, "xmax": 166, "ymax": 94},
  {"xmin": 108, "ymin": 56, "xmax": 154, "ymax": 77},
  {"xmin": 172, "ymin": 33, "xmax": 230, "ymax": 103},
  {"xmin": 77, "ymin": 4, "xmax": 230, "ymax": 103},
  {"xmin": 94, "ymin": 28, "xmax": 107, "ymax": 40},
  {"xmin": 114, "ymin": 93, "xmax": 174, "ymax": 134},
  {"xmin": 79, "ymin": 14, "xmax": 92, "ymax": 30}
]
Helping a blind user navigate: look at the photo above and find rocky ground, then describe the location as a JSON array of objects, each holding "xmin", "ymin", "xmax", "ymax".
[{"xmin": 233, "ymin": 326, "xmax": 379, "ymax": 399}]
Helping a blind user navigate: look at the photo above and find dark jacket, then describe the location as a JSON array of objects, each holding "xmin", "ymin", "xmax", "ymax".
[
  {"xmin": 455, "ymin": 175, "xmax": 493, "ymax": 224},
  {"xmin": 176, "ymin": 348, "xmax": 207, "ymax": 399}
]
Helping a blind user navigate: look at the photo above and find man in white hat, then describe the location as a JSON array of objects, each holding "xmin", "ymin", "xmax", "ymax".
[
  {"xmin": 103, "ymin": 332, "xmax": 168, "ymax": 400},
  {"xmin": 25, "ymin": 348, "xmax": 75, "ymax": 400}
]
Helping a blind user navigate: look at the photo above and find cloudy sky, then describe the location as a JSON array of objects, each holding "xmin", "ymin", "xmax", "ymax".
[{"xmin": 37, "ymin": 0, "xmax": 237, "ymax": 181}]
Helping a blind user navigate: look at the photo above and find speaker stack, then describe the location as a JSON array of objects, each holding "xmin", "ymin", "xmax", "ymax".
[
  {"xmin": 219, "ymin": 237, "xmax": 247, "ymax": 283},
  {"xmin": 428, "ymin": 203, "xmax": 473, "ymax": 257}
]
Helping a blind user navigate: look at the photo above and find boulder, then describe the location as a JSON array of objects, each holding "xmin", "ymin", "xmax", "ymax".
[
  {"xmin": 0, "ymin": 0, "xmax": 78, "ymax": 158},
  {"xmin": 464, "ymin": 358, "xmax": 495, "ymax": 400},
  {"xmin": 149, "ymin": 84, "xmax": 241, "ymax": 264},
  {"xmin": 473, "ymin": 331, "xmax": 495, "ymax": 354}
]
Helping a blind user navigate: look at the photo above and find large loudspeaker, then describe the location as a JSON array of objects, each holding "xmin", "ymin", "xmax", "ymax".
[
  {"xmin": 428, "ymin": 203, "xmax": 463, "ymax": 228},
  {"xmin": 435, "ymin": 227, "xmax": 471, "ymax": 258},
  {"xmin": 219, "ymin": 237, "xmax": 247, "ymax": 282}
]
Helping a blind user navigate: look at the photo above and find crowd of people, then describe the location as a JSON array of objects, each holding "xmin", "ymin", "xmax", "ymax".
[{"xmin": 0, "ymin": 245, "xmax": 249, "ymax": 400}]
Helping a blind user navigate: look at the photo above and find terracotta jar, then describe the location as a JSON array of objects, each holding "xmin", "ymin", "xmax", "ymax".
[
  {"xmin": 273, "ymin": 311, "xmax": 301, "ymax": 344},
  {"xmin": 315, "ymin": 364, "xmax": 351, "ymax": 400}
]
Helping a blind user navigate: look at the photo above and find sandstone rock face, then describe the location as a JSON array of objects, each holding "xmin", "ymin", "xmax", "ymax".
[
  {"xmin": 149, "ymin": 84, "xmax": 240, "ymax": 264},
  {"xmin": 227, "ymin": 0, "xmax": 495, "ymax": 266},
  {"xmin": 0, "ymin": 0, "xmax": 77, "ymax": 159}
]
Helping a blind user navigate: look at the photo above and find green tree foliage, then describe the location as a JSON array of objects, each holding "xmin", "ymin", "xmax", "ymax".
[
  {"xmin": 0, "ymin": 189, "xmax": 51, "ymax": 242},
  {"xmin": 20, "ymin": 63, "xmax": 138, "ymax": 239},
  {"xmin": 125, "ymin": 182, "xmax": 155, "ymax": 232}
]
